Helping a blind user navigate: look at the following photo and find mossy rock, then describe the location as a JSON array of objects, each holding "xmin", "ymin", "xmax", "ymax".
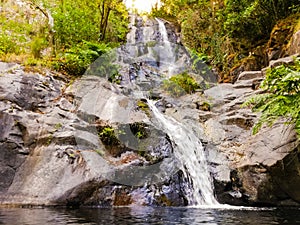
[
  {"xmin": 97, "ymin": 126, "xmax": 127, "ymax": 157},
  {"xmin": 137, "ymin": 99, "xmax": 150, "ymax": 115},
  {"xmin": 267, "ymin": 14, "xmax": 299, "ymax": 61},
  {"xmin": 198, "ymin": 101, "xmax": 211, "ymax": 111},
  {"xmin": 227, "ymin": 53, "xmax": 267, "ymax": 83}
]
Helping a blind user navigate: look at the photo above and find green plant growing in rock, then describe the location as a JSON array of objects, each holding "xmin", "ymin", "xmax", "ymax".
[
  {"xmin": 199, "ymin": 101, "xmax": 211, "ymax": 111},
  {"xmin": 163, "ymin": 72, "xmax": 200, "ymax": 97},
  {"xmin": 95, "ymin": 149, "xmax": 105, "ymax": 157},
  {"xmin": 108, "ymin": 71, "xmax": 122, "ymax": 84},
  {"xmin": 54, "ymin": 123, "xmax": 62, "ymax": 130},
  {"xmin": 98, "ymin": 126, "xmax": 120, "ymax": 146},
  {"xmin": 46, "ymin": 134, "xmax": 53, "ymax": 146},
  {"xmin": 243, "ymin": 58, "xmax": 300, "ymax": 137},
  {"xmin": 137, "ymin": 100, "xmax": 150, "ymax": 115},
  {"xmin": 130, "ymin": 122, "xmax": 149, "ymax": 140}
]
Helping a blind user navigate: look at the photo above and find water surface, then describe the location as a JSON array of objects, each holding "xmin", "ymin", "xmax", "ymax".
[{"xmin": 1, "ymin": 206, "xmax": 299, "ymax": 225}]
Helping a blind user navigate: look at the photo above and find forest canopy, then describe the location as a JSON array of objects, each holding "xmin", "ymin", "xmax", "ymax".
[
  {"xmin": 152, "ymin": 0, "xmax": 300, "ymax": 81},
  {"xmin": 0, "ymin": 0, "xmax": 129, "ymax": 75},
  {"xmin": 1, "ymin": 0, "xmax": 300, "ymax": 78}
]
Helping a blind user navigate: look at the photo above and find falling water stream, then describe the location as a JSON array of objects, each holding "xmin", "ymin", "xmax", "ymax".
[
  {"xmin": 123, "ymin": 16, "xmax": 219, "ymax": 206},
  {"xmin": 147, "ymin": 99, "xmax": 219, "ymax": 206},
  {"xmin": 155, "ymin": 18, "xmax": 176, "ymax": 76},
  {"xmin": 86, "ymin": 15, "xmax": 219, "ymax": 206}
]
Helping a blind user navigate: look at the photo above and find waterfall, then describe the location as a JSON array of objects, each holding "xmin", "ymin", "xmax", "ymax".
[
  {"xmin": 87, "ymin": 16, "xmax": 220, "ymax": 206},
  {"xmin": 147, "ymin": 100, "xmax": 219, "ymax": 206},
  {"xmin": 155, "ymin": 18, "xmax": 176, "ymax": 76},
  {"xmin": 156, "ymin": 18, "xmax": 169, "ymax": 42},
  {"xmin": 124, "ymin": 17, "xmax": 219, "ymax": 206}
]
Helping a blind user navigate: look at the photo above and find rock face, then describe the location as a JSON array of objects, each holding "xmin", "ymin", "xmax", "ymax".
[
  {"xmin": 288, "ymin": 30, "xmax": 300, "ymax": 55},
  {"xmin": 0, "ymin": 63, "xmax": 190, "ymax": 207},
  {"xmin": 0, "ymin": 55, "xmax": 299, "ymax": 207},
  {"xmin": 201, "ymin": 59, "xmax": 300, "ymax": 206}
]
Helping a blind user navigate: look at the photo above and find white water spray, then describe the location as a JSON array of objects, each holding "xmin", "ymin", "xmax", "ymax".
[
  {"xmin": 155, "ymin": 18, "xmax": 176, "ymax": 76},
  {"xmin": 147, "ymin": 100, "xmax": 219, "ymax": 206}
]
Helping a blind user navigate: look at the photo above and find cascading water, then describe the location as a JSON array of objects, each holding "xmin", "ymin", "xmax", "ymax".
[
  {"xmin": 147, "ymin": 100, "xmax": 219, "ymax": 206},
  {"xmin": 155, "ymin": 18, "xmax": 176, "ymax": 76},
  {"xmin": 87, "ymin": 15, "xmax": 219, "ymax": 206},
  {"xmin": 131, "ymin": 17, "xmax": 218, "ymax": 206}
]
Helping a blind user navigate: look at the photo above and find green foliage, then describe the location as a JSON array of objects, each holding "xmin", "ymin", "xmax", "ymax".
[
  {"xmin": 0, "ymin": 34, "xmax": 20, "ymax": 55},
  {"xmin": 84, "ymin": 49, "xmax": 121, "ymax": 80},
  {"xmin": 30, "ymin": 36, "xmax": 48, "ymax": 58},
  {"xmin": 52, "ymin": 0, "xmax": 99, "ymax": 48},
  {"xmin": 0, "ymin": 0, "xmax": 128, "ymax": 76},
  {"xmin": 105, "ymin": 3, "xmax": 130, "ymax": 42},
  {"xmin": 154, "ymin": 0, "xmax": 300, "ymax": 78},
  {"xmin": 50, "ymin": 0, "xmax": 128, "ymax": 76},
  {"xmin": 53, "ymin": 41, "xmax": 111, "ymax": 76},
  {"xmin": 223, "ymin": 0, "xmax": 300, "ymax": 42},
  {"xmin": 199, "ymin": 101, "xmax": 211, "ymax": 111},
  {"xmin": 0, "ymin": 1, "xmax": 36, "ymax": 55},
  {"xmin": 52, "ymin": 0, "xmax": 128, "ymax": 49},
  {"xmin": 54, "ymin": 123, "xmax": 62, "ymax": 130},
  {"xmin": 98, "ymin": 126, "xmax": 120, "ymax": 146},
  {"xmin": 130, "ymin": 122, "xmax": 149, "ymax": 139},
  {"xmin": 243, "ymin": 58, "xmax": 300, "ymax": 136},
  {"xmin": 163, "ymin": 72, "xmax": 200, "ymax": 97}
]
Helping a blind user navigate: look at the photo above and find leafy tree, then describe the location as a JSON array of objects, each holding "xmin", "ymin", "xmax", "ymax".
[
  {"xmin": 223, "ymin": 0, "xmax": 300, "ymax": 43},
  {"xmin": 52, "ymin": 0, "xmax": 128, "ymax": 48}
]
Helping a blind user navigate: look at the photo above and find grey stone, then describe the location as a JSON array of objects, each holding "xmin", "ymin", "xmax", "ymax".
[
  {"xmin": 288, "ymin": 30, "xmax": 300, "ymax": 55},
  {"xmin": 0, "ymin": 50, "xmax": 300, "ymax": 208},
  {"xmin": 269, "ymin": 54, "xmax": 299, "ymax": 68},
  {"xmin": 237, "ymin": 71, "xmax": 263, "ymax": 81}
]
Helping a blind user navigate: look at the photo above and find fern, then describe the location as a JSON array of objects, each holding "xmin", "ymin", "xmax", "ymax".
[{"xmin": 244, "ymin": 58, "xmax": 300, "ymax": 137}]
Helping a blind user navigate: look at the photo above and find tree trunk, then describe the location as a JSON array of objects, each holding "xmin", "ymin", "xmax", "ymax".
[
  {"xmin": 99, "ymin": 0, "xmax": 111, "ymax": 41},
  {"xmin": 27, "ymin": 0, "xmax": 56, "ymax": 56}
]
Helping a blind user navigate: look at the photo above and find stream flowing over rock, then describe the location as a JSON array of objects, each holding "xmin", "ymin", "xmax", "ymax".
[{"xmin": 0, "ymin": 17, "xmax": 299, "ymax": 207}]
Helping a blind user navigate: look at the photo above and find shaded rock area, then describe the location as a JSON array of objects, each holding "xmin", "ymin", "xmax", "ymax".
[{"xmin": 226, "ymin": 16, "xmax": 300, "ymax": 83}]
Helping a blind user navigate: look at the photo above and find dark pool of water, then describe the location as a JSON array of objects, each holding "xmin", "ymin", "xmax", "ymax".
[{"xmin": 0, "ymin": 206, "xmax": 299, "ymax": 225}]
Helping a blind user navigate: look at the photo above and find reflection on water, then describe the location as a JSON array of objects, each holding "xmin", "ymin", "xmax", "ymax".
[{"xmin": 0, "ymin": 206, "xmax": 300, "ymax": 225}]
